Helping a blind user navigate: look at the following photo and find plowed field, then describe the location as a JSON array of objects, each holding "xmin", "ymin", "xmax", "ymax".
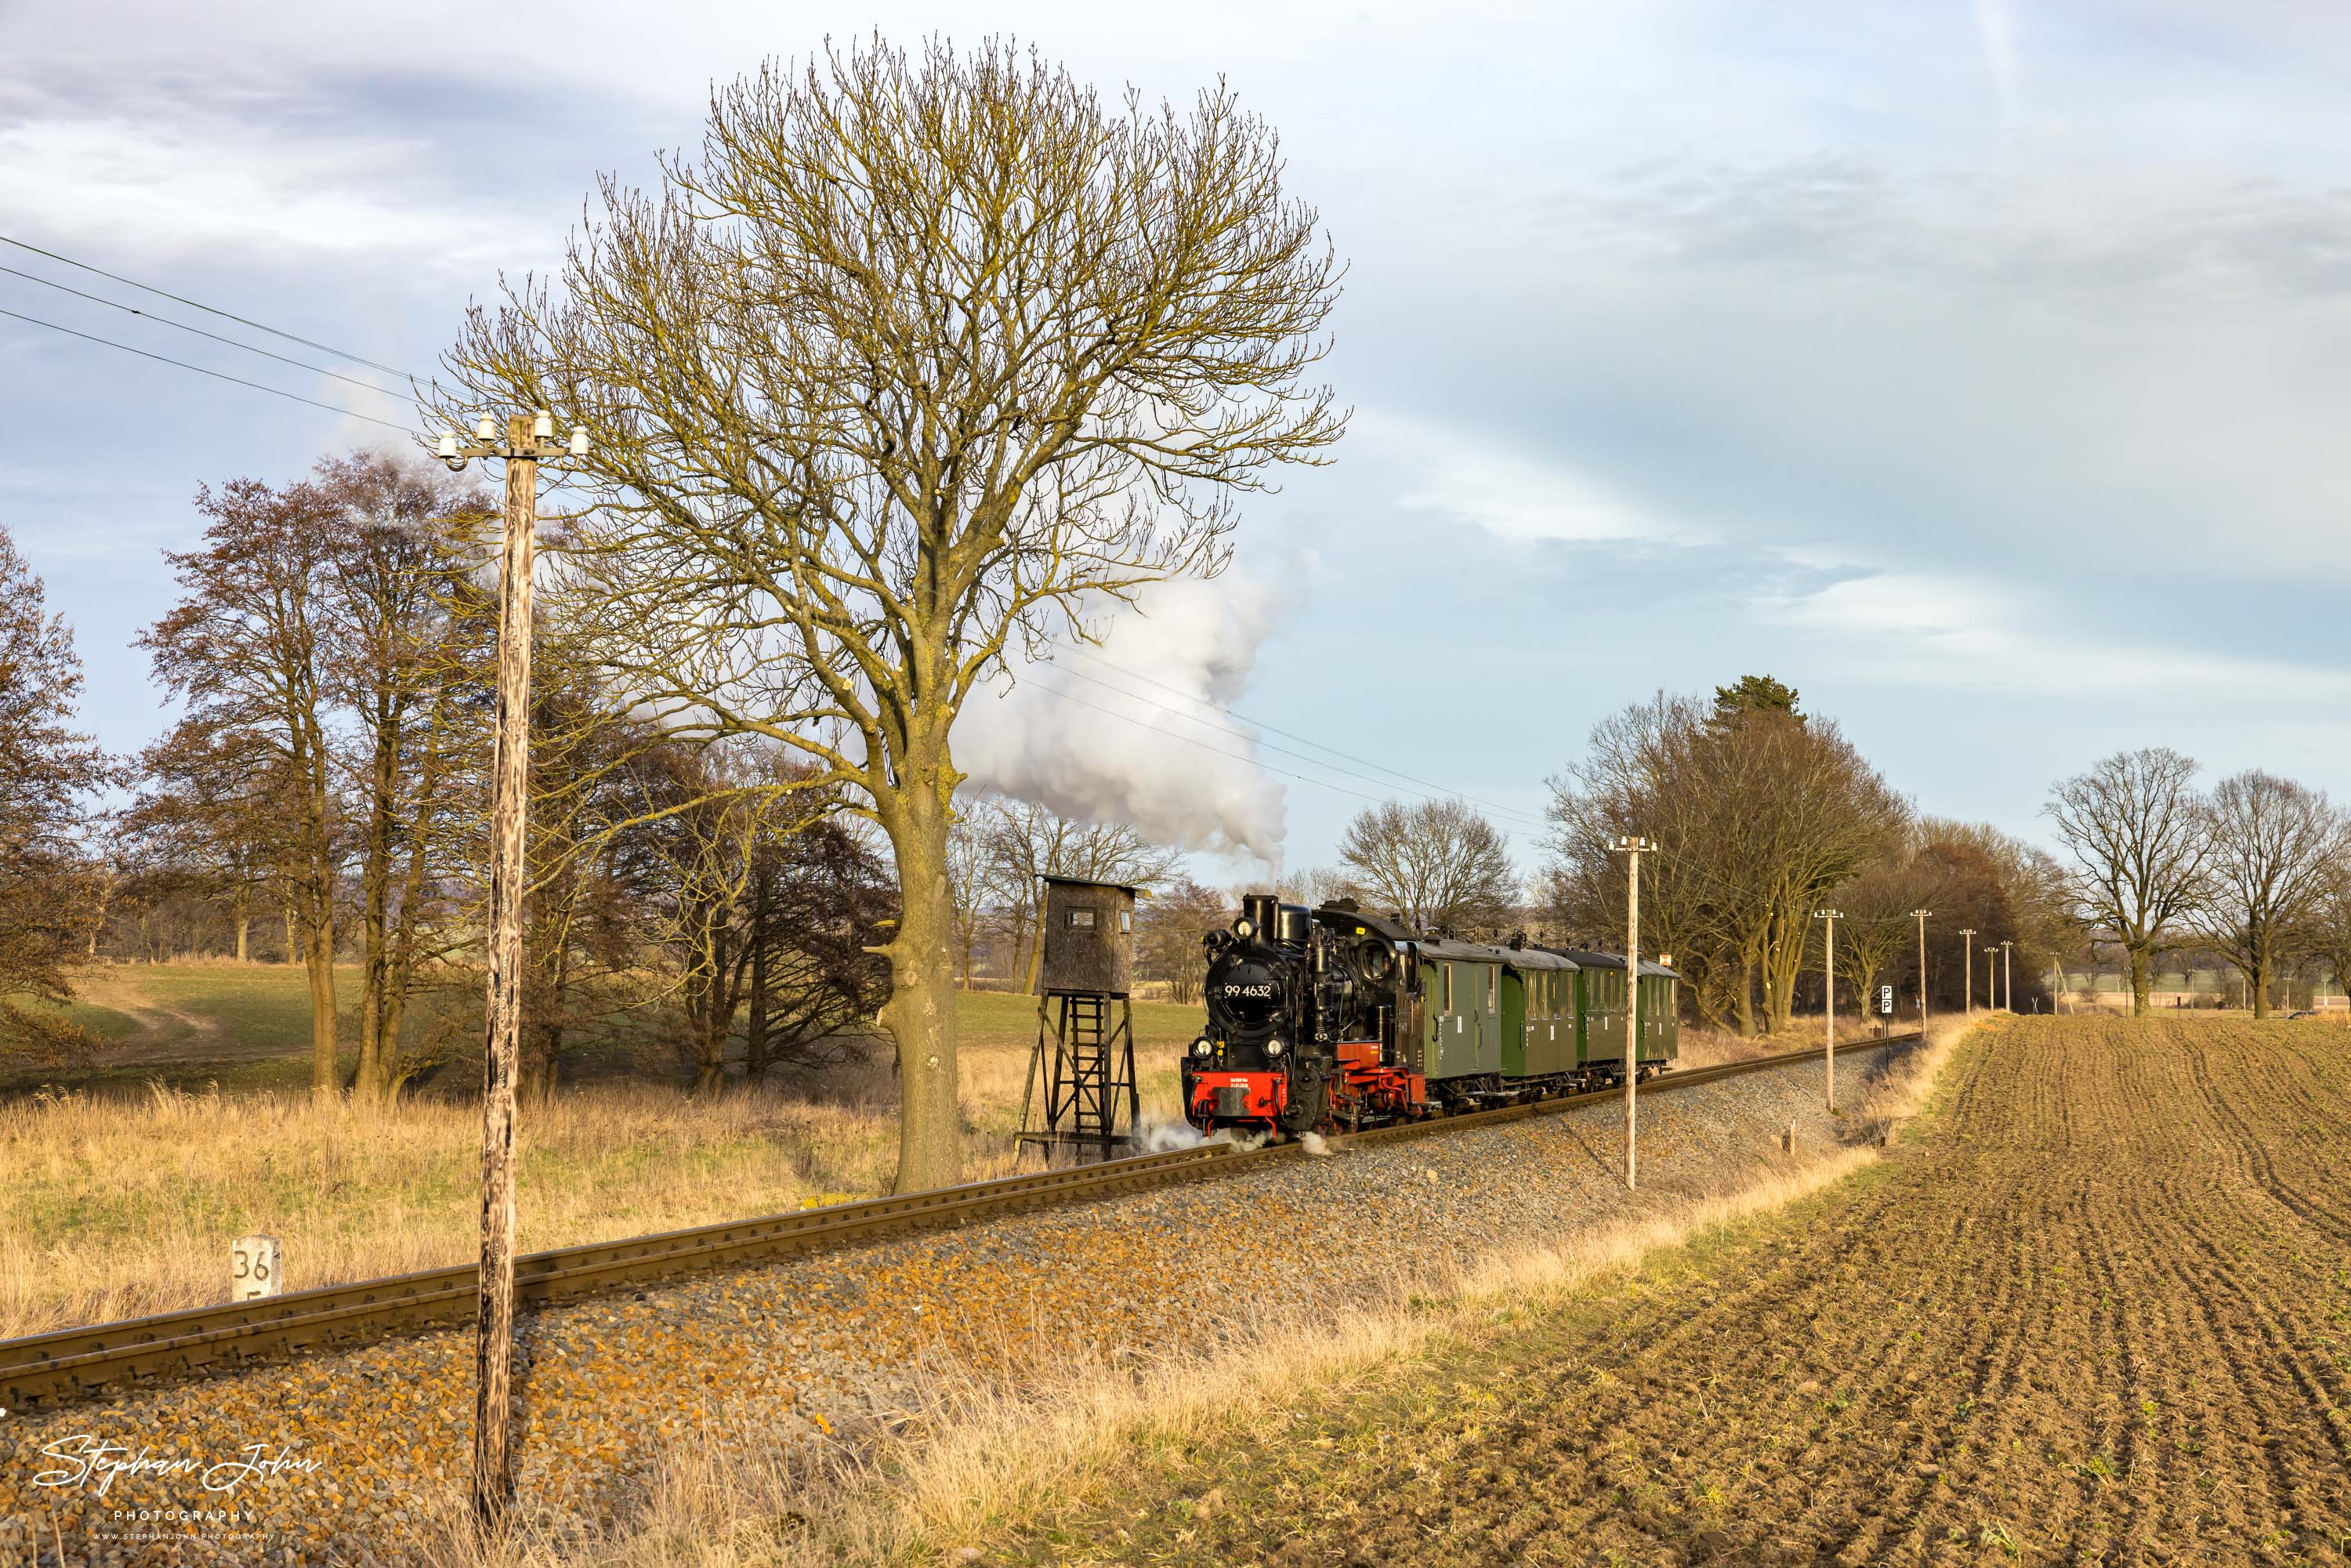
[{"xmin": 994, "ymin": 1017, "xmax": 2351, "ymax": 1565}]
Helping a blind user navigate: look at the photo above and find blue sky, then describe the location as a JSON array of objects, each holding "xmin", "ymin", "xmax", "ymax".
[{"xmin": 5, "ymin": 2, "xmax": 2350, "ymax": 884}]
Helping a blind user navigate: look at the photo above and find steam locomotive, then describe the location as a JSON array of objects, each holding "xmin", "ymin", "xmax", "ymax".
[{"xmin": 1181, "ymin": 893, "xmax": 1680, "ymax": 1139}]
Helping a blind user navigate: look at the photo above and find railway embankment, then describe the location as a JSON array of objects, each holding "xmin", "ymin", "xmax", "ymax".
[{"xmin": 0, "ymin": 1034, "xmax": 1943, "ymax": 1566}]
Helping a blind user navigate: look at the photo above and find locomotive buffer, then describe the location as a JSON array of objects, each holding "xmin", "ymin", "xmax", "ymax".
[{"xmin": 1018, "ymin": 877, "xmax": 1144, "ymax": 1164}]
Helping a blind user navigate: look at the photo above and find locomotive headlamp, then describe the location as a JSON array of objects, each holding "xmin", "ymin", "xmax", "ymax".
[
  {"xmin": 1233, "ymin": 916, "xmax": 1256, "ymax": 941},
  {"xmin": 1192, "ymin": 1037, "xmax": 1212, "ymax": 1059},
  {"xmin": 1266, "ymin": 1036, "xmax": 1287, "ymax": 1058}
]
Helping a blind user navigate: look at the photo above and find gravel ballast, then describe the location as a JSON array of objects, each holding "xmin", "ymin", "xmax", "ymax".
[{"xmin": 0, "ymin": 1043, "xmax": 1915, "ymax": 1565}]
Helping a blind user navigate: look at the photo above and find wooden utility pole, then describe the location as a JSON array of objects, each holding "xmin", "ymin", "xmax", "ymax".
[
  {"xmin": 474, "ymin": 412, "xmax": 535, "ymax": 1537},
  {"xmin": 1813, "ymin": 908, "xmax": 1841, "ymax": 1110},
  {"xmin": 437, "ymin": 408, "xmax": 584, "ymax": 1540},
  {"xmin": 2001, "ymin": 940, "xmax": 2013, "ymax": 1011},
  {"xmin": 1985, "ymin": 947, "xmax": 1999, "ymax": 1012},
  {"xmin": 1960, "ymin": 928, "xmax": 1977, "ymax": 1016},
  {"xmin": 1912, "ymin": 909, "xmax": 1933, "ymax": 1033},
  {"xmin": 1612, "ymin": 835, "xmax": 1654, "ymax": 1191}
]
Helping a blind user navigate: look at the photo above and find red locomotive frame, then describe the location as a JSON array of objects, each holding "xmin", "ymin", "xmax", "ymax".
[{"xmin": 1329, "ymin": 1039, "xmax": 1426, "ymax": 1121}]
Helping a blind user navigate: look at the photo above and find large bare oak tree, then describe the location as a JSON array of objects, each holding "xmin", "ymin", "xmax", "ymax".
[
  {"xmin": 1337, "ymin": 798, "xmax": 1520, "ymax": 937},
  {"xmin": 441, "ymin": 38, "xmax": 1344, "ymax": 1190},
  {"xmin": 2193, "ymin": 769, "xmax": 2342, "ymax": 1018},
  {"xmin": 0, "ymin": 522, "xmax": 110, "ymax": 1065},
  {"xmin": 2045, "ymin": 747, "xmax": 2215, "ymax": 1015}
]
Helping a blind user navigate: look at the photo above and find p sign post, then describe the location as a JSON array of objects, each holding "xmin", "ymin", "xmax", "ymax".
[{"xmin": 1880, "ymin": 984, "xmax": 1893, "ymax": 1037}]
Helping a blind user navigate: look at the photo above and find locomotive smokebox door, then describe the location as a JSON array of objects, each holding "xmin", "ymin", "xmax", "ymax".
[{"xmin": 1038, "ymin": 876, "xmax": 1139, "ymax": 997}]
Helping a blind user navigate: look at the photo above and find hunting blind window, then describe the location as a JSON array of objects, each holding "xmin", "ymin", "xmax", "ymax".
[{"xmin": 1068, "ymin": 909, "xmax": 1096, "ymax": 929}]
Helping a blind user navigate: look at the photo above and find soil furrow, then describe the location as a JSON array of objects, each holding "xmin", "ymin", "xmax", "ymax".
[{"xmin": 991, "ymin": 1018, "xmax": 2351, "ymax": 1567}]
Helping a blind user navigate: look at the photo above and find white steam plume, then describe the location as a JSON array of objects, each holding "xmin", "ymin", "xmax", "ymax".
[{"xmin": 957, "ymin": 577, "xmax": 1288, "ymax": 864}]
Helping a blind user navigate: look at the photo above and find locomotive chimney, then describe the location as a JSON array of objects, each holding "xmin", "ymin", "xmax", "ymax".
[{"xmin": 1242, "ymin": 893, "xmax": 1278, "ymax": 938}]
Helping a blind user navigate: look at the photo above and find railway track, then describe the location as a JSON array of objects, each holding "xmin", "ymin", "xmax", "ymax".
[{"xmin": 0, "ymin": 1030, "xmax": 1920, "ymax": 1412}]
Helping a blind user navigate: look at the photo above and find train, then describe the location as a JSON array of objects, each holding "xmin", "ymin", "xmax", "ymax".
[{"xmin": 1181, "ymin": 893, "xmax": 1679, "ymax": 1139}]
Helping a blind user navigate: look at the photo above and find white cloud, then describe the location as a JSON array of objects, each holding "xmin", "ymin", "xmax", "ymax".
[
  {"xmin": 1754, "ymin": 569, "xmax": 2351, "ymax": 708},
  {"xmin": 1379, "ymin": 414, "xmax": 1704, "ymax": 549},
  {"xmin": 0, "ymin": 114, "xmax": 505, "ymax": 270}
]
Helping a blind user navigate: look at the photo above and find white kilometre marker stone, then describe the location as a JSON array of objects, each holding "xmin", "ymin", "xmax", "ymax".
[{"xmin": 232, "ymin": 1233, "xmax": 282, "ymax": 1301}]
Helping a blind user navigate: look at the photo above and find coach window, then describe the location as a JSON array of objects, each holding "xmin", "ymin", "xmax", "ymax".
[
  {"xmin": 1442, "ymin": 963, "xmax": 1454, "ymax": 1013},
  {"xmin": 1487, "ymin": 966, "xmax": 1497, "ymax": 1010}
]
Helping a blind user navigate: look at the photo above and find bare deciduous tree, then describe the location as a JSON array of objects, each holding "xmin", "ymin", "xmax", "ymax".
[
  {"xmin": 1912, "ymin": 817, "xmax": 2080, "ymax": 1013},
  {"xmin": 979, "ymin": 795, "xmax": 1180, "ymax": 991},
  {"xmin": 443, "ymin": 38, "xmax": 1344, "ymax": 1190},
  {"xmin": 1338, "ymin": 799, "xmax": 1519, "ymax": 937},
  {"xmin": 2193, "ymin": 770, "xmax": 2342, "ymax": 1019},
  {"xmin": 943, "ymin": 802, "xmax": 991, "ymax": 989},
  {"xmin": 320, "ymin": 451, "xmax": 494, "ymax": 1104},
  {"xmin": 1135, "ymin": 877, "xmax": 1230, "ymax": 1004},
  {"xmin": 2300, "ymin": 865, "xmax": 2351, "ymax": 1013},
  {"xmin": 143, "ymin": 478, "xmax": 344, "ymax": 1095},
  {"xmin": 141, "ymin": 456, "xmax": 493, "ymax": 1106},
  {"xmin": 124, "ymin": 722, "xmax": 288, "ymax": 964},
  {"xmin": 1547, "ymin": 683, "xmax": 1906, "ymax": 1034},
  {"xmin": 1270, "ymin": 865, "xmax": 1354, "ymax": 908},
  {"xmin": 0, "ymin": 522, "xmax": 109, "ymax": 1066},
  {"xmin": 1828, "ymin": 859, "xmax": 1922, "ymax": 1019},
  {"xmin": 2045, "ymin": 747, "xmax": 2215, "ymax": 1016}
]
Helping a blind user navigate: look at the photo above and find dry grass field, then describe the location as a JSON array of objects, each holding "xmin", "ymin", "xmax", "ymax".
[
  {"xmin": 0, "ymin": 971, "xmax": 1197, "ymax": 1339},
  {"xmin": 962, "ymin": 1014, "xmax": 2351, "ymax": 1566}
]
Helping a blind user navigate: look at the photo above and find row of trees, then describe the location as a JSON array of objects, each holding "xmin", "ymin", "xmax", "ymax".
[
  {"xmin": 0, "ymin": 451, "xmax": 897, "ymax": 1099},
  {"xmin": 936, "ymin": 794, "xmax": 1522, "ymax": 1004},
  {"xmin": 1542, "ymin": 678, "xmax": 2351, "ymax": 1028},
  {"xmin": 2046, "ymin": 748, "xmax": 2350, "ymax": 1018},
  {"xmin": 1549, "ymin": 677, "xmax": 1924, "ymax": 1031}
]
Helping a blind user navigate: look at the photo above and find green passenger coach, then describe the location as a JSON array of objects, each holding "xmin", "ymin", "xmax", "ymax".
[
  {"xmin": 1406, "ymin": 935, "xmax": 1675, "ymax": 1105},
  {"xmin": 1549, "ymin": 947, "xmax": 1681, "ymax": 1080}
]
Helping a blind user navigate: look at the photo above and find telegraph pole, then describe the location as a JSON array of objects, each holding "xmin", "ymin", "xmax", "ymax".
[
  {"xmin": 438, "ymin": 409, "xmax": 587, "ymax": 1538},
  {"xmin": 1984, "ymin": 947, "xmax": 1999, "ymax": 1012},
  {"xmin": 1960, "ymin": 929, "xmax": 1977, "ymax": 1016},
  {"xmin": 2001, "ymin": 940, "xmax": 2013, "ymax": 1011},
  {"xmin": 1912, "ymin": 910, "xmax": 1933, "ymax": 1033},
  {"xmin": 1612, "ymin": 835, "xmax": 1654, "ymax": 1191},
  {"xmin": 1813, "ymin": 907, "xmax": 1841, "ymax": 1110}
]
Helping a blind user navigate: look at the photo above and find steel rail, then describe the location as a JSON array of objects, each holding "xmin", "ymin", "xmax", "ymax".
[{"xmin": 0, "ymin": 1030, "xmax": 1920, "ymax": 1410}]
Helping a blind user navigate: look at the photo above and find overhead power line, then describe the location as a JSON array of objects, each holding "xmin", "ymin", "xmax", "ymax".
[
  {"xmin": 0, "ymin": 264, "xmax": 414, "ymax": 401},
  {"xmin": 0, "ymin": 308, "xmax": 413, "ymax": 433},
  {"xmin": 0, "ymin": 232, "xmax": 425, "ymax": 383}
]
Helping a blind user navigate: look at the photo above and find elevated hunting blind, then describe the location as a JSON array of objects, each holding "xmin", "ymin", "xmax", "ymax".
[{"xmin": 1020, "ymin": 876, "xmax": 1143, "ymax": 1164}]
